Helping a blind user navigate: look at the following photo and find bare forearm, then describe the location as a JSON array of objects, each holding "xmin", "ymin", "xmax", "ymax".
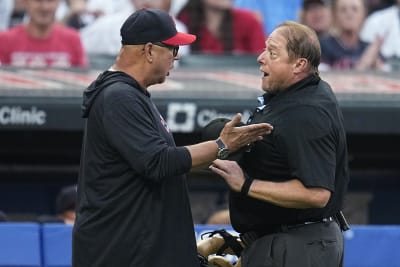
[
  {"xmin": 184, "ymin": 114, "xmax": 273, "ymax": 168},
  {"xmin": 356, "ymin": 37, "xmax": 383, "ymax": 70},
  {"xmin": 185, "ymin": 141, "xmax": 218, "ymax": 168},
  {"xmin": 248, "ymin": 179, "xmax": 331, "ymax": 209}
]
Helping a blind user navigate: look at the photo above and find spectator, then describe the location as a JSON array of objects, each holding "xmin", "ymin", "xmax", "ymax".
[
  {"xmin": 0, "ymin": 0, "xmax": 87, "ymax": 68},
  {"xmin": 0, "ymin": 0, "xmax": 14, "ymax": 30},
  {"xmin": 9, "ymin": 0, "xmax": 27, "ymax": 28},
  {"xmin": 234, "ymin": 0, "xmax": 303, "ymax": 35},
  {"xmin": 85, "ymin": 0, "xmax": 129, "ymax": 14},
  {"xmin": 37, "ymin": 185, "xmax": 77, "ymax": 224},
  {"xmin": 55, "ymin": 185, "xmax": 77, "ymax": 225},
  {"xmin": 366, "ymin": 0, "xmax": 395, "ymax": 14},
  {"xmin": 319, "ymin": 0, "xmax": 384, "ymax": 71},
  {"xmin": 299, "ymin": 0, "xmax": 332, "ymax": 37},
  {"xmin": 170, "ymin": 0, "xmax": 190, "ymax": 16},
  {"xmin": 80, "ymin": 0, "xmax": 189, "ymax": 57},
  {"xmin": 178, "ymin": 0, "xmax": 265, "ymax": 55},
  {"xmin": 360, "ymin": 0, "xmax": 400, "ymax": 71},
  {"xmin": 60, "ymin": 0, "xmax": 103, "ymax": 29},
  {"xmin": 56, "ymin": 0, "xmax": 128, "ymax": 21}
]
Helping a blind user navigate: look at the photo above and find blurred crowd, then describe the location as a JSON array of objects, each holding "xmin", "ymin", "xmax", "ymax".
[{"xmin": 0, "ymin": 0, "xmax": 399, "ymax": 71}]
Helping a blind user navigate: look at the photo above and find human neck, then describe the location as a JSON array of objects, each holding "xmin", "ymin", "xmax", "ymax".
[
  {"xmin": 111, "ymin": 63, "xmax": 148, "ymax": 90},
  {"xmin": 204, "ymin": 7, "xmax": 224, "ymax": 36},
  {"xmin": 26, "ymin": 21, "xmax": 54, "ymax": 39},
  {"xmin": 339, "ymin": 29, "xmax": 359, "ymax": 48}
]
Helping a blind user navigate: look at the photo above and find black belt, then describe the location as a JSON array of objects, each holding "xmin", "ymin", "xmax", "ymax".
[{"xmin": 240, "ymin": 216, "xmax": 336, "ymax": 247}]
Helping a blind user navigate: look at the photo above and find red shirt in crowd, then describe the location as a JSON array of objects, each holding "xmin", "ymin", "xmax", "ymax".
[
  {"xmin": 179, "ymin": 8, "xmax": 266, "ymax": 55},
  {"xmin": 0, "ymin": 24, "xmax": 87, "ymax": 68}
]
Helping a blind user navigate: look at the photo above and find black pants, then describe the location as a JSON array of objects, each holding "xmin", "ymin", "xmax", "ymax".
[{"xmin": 241, "ymin": 220, "xmax": 343, "ymax": 267}]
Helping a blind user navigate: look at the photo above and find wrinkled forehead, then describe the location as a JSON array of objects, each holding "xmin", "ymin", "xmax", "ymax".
[
  {"xmin": 335, "ymin": 0, "xmax": 365, "ymax": 9},
  {"xmin": 26, "ymin": 0, "xmax": 60, "ymax": 9},
  {"xmin": 266, "ymin": 28, "xmax": 287, "ymax": 49}
]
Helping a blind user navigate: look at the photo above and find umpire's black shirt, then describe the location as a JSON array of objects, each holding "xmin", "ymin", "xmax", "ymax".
[
  {"xmin": 230, "ymin": 74, "xmax": 349, "ymax": 234},
  {"xmin": 73, "ymin": 71, "xmax": 198, "ymax": 267}
]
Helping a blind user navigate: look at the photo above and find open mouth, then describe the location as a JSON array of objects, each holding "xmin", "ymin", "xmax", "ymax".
[{"xmin": 263, "ymin": 72, "xmax": 269, "ymax": 77}]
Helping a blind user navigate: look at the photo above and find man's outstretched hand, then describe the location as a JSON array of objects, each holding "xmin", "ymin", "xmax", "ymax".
[{"xmin": 219, "ymin": 113, "xmax": 273, "ymax": 152}]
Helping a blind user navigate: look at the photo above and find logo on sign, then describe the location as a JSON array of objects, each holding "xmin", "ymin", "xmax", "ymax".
[
  {"xmin": 166, "ymin": 102, "xmax": 252, "ymax": 132},
  {"xmin": 197, "ymin": 109, "xmax": 252, "ymax": 127},
  {"xmin": 167, "ymin": 102, "xmax": 197, "ymax": 132},
  {"xmin": 0, "ymin": 106, "xmax": 46, "ymax": 126}
]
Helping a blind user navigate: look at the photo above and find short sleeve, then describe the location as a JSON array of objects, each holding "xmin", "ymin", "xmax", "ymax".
[{"xmin": 275, "ymin": 106, "xmax": 336, "ymax": 191}]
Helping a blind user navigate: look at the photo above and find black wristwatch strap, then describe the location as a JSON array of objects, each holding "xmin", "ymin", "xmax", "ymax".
[
  {"xmin": 215, "ymin": 137, "xmax": 229, "ymax": 159},
  {"xmin": 215, "ymin": 137, "xmax": 226, "ymax": 149},
  {"xmin": 241, "ymin": 175, "xmax": 254, "ymax": 196}
]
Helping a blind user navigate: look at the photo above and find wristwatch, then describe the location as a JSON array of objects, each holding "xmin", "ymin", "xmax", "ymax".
[{"xmin": 216, "ymin": 138, "xmax": 230, "ymax": 159}]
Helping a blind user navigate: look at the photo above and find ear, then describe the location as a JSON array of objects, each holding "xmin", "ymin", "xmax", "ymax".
[
  {"xmin": 144, "ymin": 43, "xmax": 154, "ymax": 63},
  {"xmin": 292, "ymin": 58, "xmax": 308, "ymax": 74}
]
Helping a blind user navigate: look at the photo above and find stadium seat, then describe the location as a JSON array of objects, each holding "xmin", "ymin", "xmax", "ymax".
[
  {"xmin": 0, "ymin": 222, "xmax": 42, "ymax": 267},
  {"xmin": 344, "ymin": 225, "xmax": 400, "ymax": 267},
  {"xmin": 41, "ymin": 223, "xmax": 73, "ymax": 267}
]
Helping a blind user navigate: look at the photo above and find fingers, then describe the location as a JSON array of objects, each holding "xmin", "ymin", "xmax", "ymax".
[
  {"xmin": 219, "ymin": 116, "xmax": 273, "ymax": 152},
  {"xmin": 209, "ymin": 163, "xmax": 225, "ymax": 177},
  {"xmin": 212, "ymin": 159, "xmax": 223, "ymax": 166},
  {"xmin": 210, "ymin": 159, "xmax": 229, "ymax": 170},
  {"xmin": 248, "ymin": 122, "xmax": 273, "ymax": 134},
  {"xmin": 234, "ymin": 124, "xmax": 272, "ymax": 147},
  {"xmin": 209, "ymin": 159, "xmax": 232, "ymax": 178},
  {"xmin": 226, "ymin": 113, "xmax": 242, "ymax": 128},
  {"xmin": 237, "ymin": 123, "xmax": 273, "ymax": 138}
]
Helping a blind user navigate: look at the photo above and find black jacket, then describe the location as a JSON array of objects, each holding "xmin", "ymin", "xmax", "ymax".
[{"xmin": 73, "ymin": 71, "xmax": 198, "ymax": 267}]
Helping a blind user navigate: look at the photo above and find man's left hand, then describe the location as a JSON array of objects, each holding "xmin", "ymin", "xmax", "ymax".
[{"xmin": 209, "ymin": 160, "xmax": 245, "ymax": 192}]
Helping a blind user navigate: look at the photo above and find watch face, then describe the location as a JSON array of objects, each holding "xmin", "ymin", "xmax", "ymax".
[{"xmin": 217, "ymin": 148, "xmax": 230, "ymax": 159}]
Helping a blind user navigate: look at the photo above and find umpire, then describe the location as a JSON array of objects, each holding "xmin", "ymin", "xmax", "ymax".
[{"xmin": 210, "ymin": 21, "xmax": 350, "ymax": 267}]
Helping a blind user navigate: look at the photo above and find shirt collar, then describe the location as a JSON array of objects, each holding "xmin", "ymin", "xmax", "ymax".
[{"xmin": 258, "ymin": 74, "xmax": 321, "ymax": 105}]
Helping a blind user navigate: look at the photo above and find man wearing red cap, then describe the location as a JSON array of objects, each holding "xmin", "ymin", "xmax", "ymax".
[{"xmin": 72, "ymin": 8, "xmax": 273, "ymax": 267}]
